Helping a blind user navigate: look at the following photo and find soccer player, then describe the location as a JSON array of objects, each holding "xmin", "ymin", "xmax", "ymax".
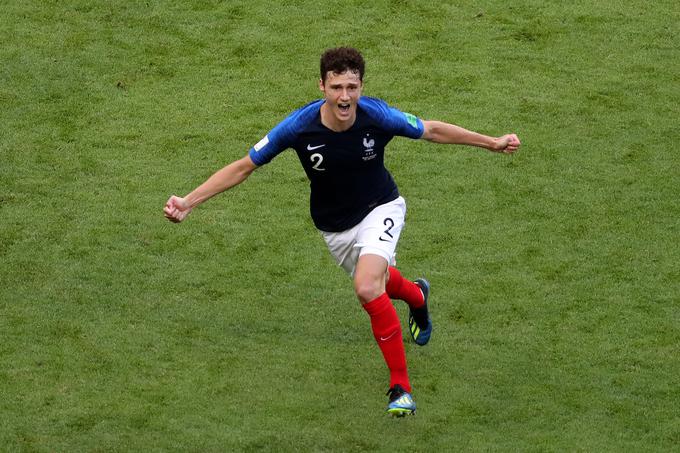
[{"xmin": 164, "ymin": 47, "xmax": 520, "ymax": 416}]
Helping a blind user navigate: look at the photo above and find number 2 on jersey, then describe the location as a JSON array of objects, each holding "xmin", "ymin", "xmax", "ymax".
[{"xmin": 310, "ymin": 153, "xmax": 325, "ymax": 171}]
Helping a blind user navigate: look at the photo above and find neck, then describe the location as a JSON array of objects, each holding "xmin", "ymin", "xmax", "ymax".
[{"xmin": 320, "ymin": 102, "xmax": 355, "ymax": 132}]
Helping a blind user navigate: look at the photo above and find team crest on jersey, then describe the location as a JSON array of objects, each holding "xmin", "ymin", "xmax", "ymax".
[{"xmin": 362, "ymin": 135, "xmax": 376, "ymax": 161}]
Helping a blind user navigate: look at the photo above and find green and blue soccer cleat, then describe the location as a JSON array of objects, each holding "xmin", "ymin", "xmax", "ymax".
[
  {"xmin": 386, "ymin": 384, "xmax": 416, "ymax": 417},
  {"xmin": 408, "ymin": 278, "xmax": 432, "ymax": 346}
]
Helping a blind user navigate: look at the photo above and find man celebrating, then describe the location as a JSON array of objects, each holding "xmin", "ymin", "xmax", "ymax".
[{"xmin": 164, "ymin": 47, "xmax": 520, "ymax": 416}]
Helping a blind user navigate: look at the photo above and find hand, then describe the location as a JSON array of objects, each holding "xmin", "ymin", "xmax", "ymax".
[
  {"xmin": 491, "ymin": 134, "xmax": 521, "ymax": 154},
  {"xmin": 164, "ymin": 195, "xmax": 192, "ymax": 223}
]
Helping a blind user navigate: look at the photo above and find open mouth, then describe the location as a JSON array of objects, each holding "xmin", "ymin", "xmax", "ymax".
[{"xmin": 338, "ymin": 103, "xmax": 351, "ymax": 114}]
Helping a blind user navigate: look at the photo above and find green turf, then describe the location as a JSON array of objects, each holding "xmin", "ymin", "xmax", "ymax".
[{"xmin": 1, "ymin": 0, "xmax": 679, "ymax": 451}]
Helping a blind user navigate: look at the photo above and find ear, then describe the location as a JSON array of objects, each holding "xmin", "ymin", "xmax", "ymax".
[{"xmin": 318, "ymin": 78, "xmax": 325, "ymax": 93}]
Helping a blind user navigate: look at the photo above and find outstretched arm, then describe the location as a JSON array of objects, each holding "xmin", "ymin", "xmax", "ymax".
[
  {"xmin": 163, "ymin": 154, "xmax": 258, "ymax": 223},
  {"xmin": 421, "ymin": 120, "xmax": 520, "ymax": 154}
]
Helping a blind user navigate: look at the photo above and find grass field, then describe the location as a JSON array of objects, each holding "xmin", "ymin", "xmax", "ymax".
[{"xmin": 1, "ymin": 0, "xmax": 679, "ymax": 451}]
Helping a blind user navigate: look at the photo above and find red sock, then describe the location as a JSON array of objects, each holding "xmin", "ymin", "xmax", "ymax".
[
  {"xmin": 386, "ymin": 267, "xmax": 424, "ymax": 309},
  {"xmin": 363, "ymin": 293, "xmax": 410, "ymax": 392}
]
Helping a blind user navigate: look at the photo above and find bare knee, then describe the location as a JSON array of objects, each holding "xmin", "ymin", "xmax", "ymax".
[
  {"xmin": 353, "ymin": 254, "xmax": 389, "ymax": 304},
  {"xmin": 354, "ymin": 276, "xmax": 383, "ymax": 304}
]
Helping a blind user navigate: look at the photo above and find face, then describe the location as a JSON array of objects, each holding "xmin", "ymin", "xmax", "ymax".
[{"xmin": 319, "ymin": 70, "xmax": 363, "ymax": 130}]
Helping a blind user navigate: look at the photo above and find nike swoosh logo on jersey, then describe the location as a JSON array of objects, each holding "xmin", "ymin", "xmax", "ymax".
[
  {"xmin": 379, "ymin": 237, "xmax": 392, "ymax": 242},
  {"xmin": 307, "ymin": 144, "xmax": 326, "ymax": 151}
]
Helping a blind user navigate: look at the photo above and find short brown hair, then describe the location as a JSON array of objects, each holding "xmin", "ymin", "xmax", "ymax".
[{"xmin": 320, "ymin": 47, "xmax": 365, "ymax": 82}]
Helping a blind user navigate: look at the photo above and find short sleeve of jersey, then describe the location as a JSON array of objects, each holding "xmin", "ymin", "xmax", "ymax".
[
  {"xmin": 359, "ymin": 97, "xmax": 425, "ymax": 139},
  {"xmin": 248, "ymin": 100, "xmax": 323, "ymax": 166}
]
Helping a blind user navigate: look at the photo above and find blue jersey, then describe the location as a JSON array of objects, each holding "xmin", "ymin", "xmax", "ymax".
[{"xmin": 248, "ymin": 97, "xmax": 425, "ymax": 232}]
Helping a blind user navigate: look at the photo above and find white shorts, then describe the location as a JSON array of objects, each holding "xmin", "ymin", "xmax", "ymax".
[{"xmin": 321, "ymin": 196, "xmax": 406, "ymax": 275}]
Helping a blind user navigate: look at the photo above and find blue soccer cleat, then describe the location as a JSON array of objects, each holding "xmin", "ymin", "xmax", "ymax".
[
  {"xmin": 386, "ymin": 384, "xmax": 416, "ymax": 417},
  {"xmin": 408, "ymin": 278, "xmax": 432, "ymax": 346}
]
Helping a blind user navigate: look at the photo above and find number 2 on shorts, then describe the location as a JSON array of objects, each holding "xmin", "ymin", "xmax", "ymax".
[{"xmin": 380, "ymin": 217, "xmax": 394, "ymax": 242}]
